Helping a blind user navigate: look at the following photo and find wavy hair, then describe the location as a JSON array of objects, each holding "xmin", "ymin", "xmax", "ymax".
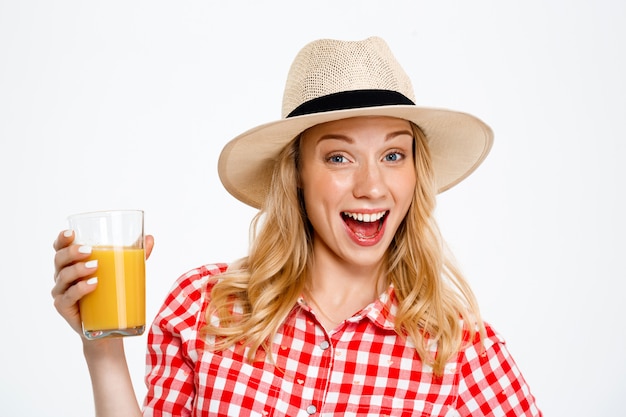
[{"xmin": 203, "ymin": 122, "xmax": 484, "ymax": 376}]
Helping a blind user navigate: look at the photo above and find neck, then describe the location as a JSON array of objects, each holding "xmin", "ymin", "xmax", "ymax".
[
  {"xmin": 304, "ymin": 253, "xmax": 387, "ymax": 330},
  {"xmin": 308, "ymin": 257, "xmax": 384, "ymax": 297}
]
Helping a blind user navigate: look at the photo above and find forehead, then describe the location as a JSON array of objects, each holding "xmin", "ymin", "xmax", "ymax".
[{"xmin": 302, "ymin": 116, "xmax": 412, "ymax": 138}]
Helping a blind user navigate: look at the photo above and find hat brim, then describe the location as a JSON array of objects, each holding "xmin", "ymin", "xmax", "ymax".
[{"xmin": 218, "ymin": 105, "xmax": 494, "ymax": 209}]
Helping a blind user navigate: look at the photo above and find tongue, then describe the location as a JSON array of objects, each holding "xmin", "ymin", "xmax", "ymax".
[{"xmin": 344, "ymin": 217, "xmax": 379, "ymax": 238}]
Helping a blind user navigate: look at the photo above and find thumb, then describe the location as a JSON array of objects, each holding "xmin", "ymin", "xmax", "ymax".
[{"xmin": 145, "ymin": 235, "xmax": 155, "ymax": 260}]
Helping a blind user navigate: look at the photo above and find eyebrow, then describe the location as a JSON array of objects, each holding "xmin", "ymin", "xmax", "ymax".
[{"xmin": 317, "ymin": 129, "xmax": 413, "ymax": 144}]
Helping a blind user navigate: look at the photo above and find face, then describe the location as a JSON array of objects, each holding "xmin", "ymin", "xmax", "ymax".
[{"xmin": 299, "ymin": 116, "xmax": 416, "ymax": 270}]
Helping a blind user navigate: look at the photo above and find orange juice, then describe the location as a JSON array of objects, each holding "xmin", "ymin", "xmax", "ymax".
[{"xmin": 80, "ymin": 246, "xmax": 145, "ymax": 335}]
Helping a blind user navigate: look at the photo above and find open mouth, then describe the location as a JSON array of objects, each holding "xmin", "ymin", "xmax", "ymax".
[{"xmin": 341, "ymin": 210, "xmax": 388, "ymax": 239}]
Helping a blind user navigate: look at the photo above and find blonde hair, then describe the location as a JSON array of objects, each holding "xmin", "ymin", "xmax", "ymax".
[{"xmin": 203, "ymin": 122, "xmax": 484, "ymax": 375}]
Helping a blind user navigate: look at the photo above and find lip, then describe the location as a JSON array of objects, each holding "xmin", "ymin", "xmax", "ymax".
[{"xmin": 342, "ymin": 210, "xmax": 389, "ymax": 247}]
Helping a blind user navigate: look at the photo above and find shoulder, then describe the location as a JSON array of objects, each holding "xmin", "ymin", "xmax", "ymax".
[
  {"xmin": 166, "ymin": 263, "xmax": 229, "ymax": 300},
  {"xmin": 456, "ymin": 320, "xmax": 524, "ymax": 387},
  {"xmin": 153, "ymin": 263, "xmax": 229, "ymax": 331},
  {"xmin": 458, "ymin": 321, "xmax": 506, "ymax": 363},
  {"xmin": 465, "ymin": 320, "xmax": 505, "ymax": 349}
]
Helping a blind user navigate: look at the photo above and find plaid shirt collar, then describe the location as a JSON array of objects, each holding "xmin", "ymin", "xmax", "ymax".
[{"xmin": 296, "ymin": 284, "xmax": 397, "ymax": 331}]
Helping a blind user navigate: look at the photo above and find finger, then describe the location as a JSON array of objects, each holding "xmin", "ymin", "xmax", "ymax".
[
  {"xmin": 54, "ymin": 276, "xmax": 98, "ymax": 308},
  {"xmin": 52, "ymin": 277, "xmax": 98, "ymax": 334},
  {"xmin": 53, "ymin": 229, "xmax": 82, "ymax": 282},
  {"xmin": 53, "ymin": 229, "xmax": 74, "ymax": 251},
  {"xmin": 53, "ymin": 242, "xmax": 93, "ymax": 281},
  {"xmin": 52, "ymin": 256, "xmax": 98, "ymax": 297},
  {"xmin": 145, "ymin": 234, "xmax": 154, "ymax": 260}
]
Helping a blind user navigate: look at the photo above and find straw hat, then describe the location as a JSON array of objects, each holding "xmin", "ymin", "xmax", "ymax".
[{"xmin": 218, "ymin": 36, "xmax": 493, "ymax": 209}]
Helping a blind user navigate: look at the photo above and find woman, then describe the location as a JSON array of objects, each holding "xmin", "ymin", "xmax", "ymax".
[{"xmin": 52, "ymin": 37, "xmax": 542, "ymax": 416}]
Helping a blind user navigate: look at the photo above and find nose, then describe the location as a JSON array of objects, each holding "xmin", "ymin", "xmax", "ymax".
[{"xmin": 352, "ymin": 159, "xmax": 388, "ymax": 200}]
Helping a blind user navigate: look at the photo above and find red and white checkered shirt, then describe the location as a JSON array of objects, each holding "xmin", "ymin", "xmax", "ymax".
[{"xmin": 144, "ymin": 263, "xmax": 541, "ymax": 416}]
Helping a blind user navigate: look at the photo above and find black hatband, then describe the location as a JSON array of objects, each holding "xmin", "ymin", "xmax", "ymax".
[{"xmin": 286, "ymin": 89, "xmax": 414, "ymax": 118}]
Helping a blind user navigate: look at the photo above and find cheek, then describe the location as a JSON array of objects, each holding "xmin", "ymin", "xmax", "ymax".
[
  {"xmin": 301, "ymin": 167, "xmax": 350, "ymax": 201},
  {"xmin": 301, "ymin": 177, "xmax": 331, "ymax": 215},
  {"xmin": 301, "ymin": 173, "xmax": 348, "ymax": 229},
  {"xmin": 391, "ymin": 170, "xmax": 416, "ymax": 205}
]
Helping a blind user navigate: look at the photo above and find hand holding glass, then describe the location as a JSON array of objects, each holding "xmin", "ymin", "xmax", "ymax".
[{"xmin": 68, "ymin": 210, "xmax": 146, "ymax": 340}]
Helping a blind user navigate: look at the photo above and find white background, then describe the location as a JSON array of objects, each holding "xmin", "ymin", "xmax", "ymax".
[{"xmin": 1, "ymin": 1, "xmax": 624, "ymax": 415}]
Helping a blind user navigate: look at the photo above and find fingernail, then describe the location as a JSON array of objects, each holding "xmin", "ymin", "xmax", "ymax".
[
  {"xmin": 63, "ymin": 230, "xmax": 73, "ymax": 238},
  {"xmin": 85, "ymin": 260, "xmax": 98, "ymax": 269},
  {"xmin": 86, "ymin": 277, "xmax": 98, "ymax": 285},
  {"xmin": 78, "ymin": 246, "xmax": 92, "ymax": 254}
]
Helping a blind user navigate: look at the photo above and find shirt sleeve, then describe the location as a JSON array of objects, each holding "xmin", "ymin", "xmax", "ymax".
[
  {"xmin": 142, "ymin": 266, "xmax": 220, "ymax": 416},
  {"xmin": 454, "ymin": 324, "xmax": 542, "ymax": 416}
]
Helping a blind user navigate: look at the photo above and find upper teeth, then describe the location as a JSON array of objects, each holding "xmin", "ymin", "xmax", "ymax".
[{"xmin": 343, "ymin": 211, "xmax": 386, "ymax": 222}]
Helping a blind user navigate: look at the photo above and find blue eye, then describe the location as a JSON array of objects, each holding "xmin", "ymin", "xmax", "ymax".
[
  {"xmin": 385, "ymin": 152, "xmax": 402, "ymax": 162},
  {"xmin": 328, "ymin": 154, "xmax": 347, "ymax": 164}
]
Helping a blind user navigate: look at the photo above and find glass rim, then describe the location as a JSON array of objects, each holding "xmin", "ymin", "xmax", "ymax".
[{"xmin": 67, "ymin": 209, "xmax": 144, "ymax": 221}]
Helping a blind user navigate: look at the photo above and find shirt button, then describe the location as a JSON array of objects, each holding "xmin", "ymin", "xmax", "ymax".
[
  {"xmin": 306, "ymin": 404, "xmax": 317, "ymax": 414},
  {"xmin": 319, "ymin": 340, "xmax": 330, "ymax": 350}
]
